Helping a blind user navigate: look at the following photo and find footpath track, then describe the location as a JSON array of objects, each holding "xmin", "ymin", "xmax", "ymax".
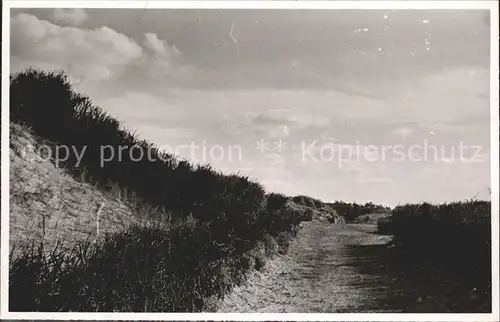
[{"xmin": 217, "ymin": 221, "xmax": 482, "ymax": 313}]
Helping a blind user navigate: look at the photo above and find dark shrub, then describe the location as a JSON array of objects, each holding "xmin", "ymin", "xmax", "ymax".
[
  {"xmin": 377, "ymin": 216, "xmax": 394, "ymax": 234},
  {"xmin": 254, "ymin": 253, "xmax": 267, "ymax": 271},
  {"xmin": 262, "ymin": 233, "xmax": 278, "ymax": 256},
  {"xmin": 389, "ymin": 200, "xmax": 491, "ymax": 311},
  {"xmin": 240, "ymin": 252, "xmax": 255, "ymax": 272}
]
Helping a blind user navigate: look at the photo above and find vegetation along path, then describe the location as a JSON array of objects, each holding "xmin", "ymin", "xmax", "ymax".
[{"xmin": 217, "ymin": 220, "xmax": 482, "ymax": 313}]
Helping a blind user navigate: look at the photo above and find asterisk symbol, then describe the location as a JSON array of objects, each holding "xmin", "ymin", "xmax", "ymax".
[
  {"xmin": 273, "ymin": 140, "xmax": 287, "ymax": 153},
  {"xmin": 256, "ymin": 139, "xmax": 270, "ymax": 153}
]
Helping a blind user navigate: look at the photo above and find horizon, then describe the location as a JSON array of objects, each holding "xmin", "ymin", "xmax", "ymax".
[{"xmin": 9, "ymin": 8, "xmax": 492, "ymax": 207}]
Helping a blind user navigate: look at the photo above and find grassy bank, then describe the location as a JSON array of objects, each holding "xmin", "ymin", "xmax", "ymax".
[
  {"xmin": 9, "ymin": 69, "xmax": 309, "ymax": 311},
  {"xmin": 10, "ymin": 213, "xmax": 301, "ymax": 312},
  {"xmin": 379, "ymin": 200, "xmax": 492, "ymax": 311}
]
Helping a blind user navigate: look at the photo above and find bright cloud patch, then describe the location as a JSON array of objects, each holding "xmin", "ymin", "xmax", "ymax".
[
  {"xmin": 11, "ymin": 13, "xmax": 142, "ymax": 81},
  {"xmin": 143, "ymin": 33, "xmax": 181, "ymax": 59},
  {"xmin": 10, "ymin": 12, "xmax": 191, "ymax": 88}
]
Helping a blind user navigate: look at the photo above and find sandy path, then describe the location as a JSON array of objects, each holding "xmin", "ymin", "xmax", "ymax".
[{"xmin": 217, "ymin": 221, "xmax": 392, "ymax": 313}]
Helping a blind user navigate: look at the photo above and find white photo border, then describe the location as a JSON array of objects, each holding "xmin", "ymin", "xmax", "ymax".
[{"xmin": 1, "ymin": 1, "xmax": 498, "ymax": 321}]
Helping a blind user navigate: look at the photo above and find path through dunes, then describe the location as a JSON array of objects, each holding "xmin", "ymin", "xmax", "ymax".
[{"xmin": 217, "ymin": 221, "xmax": 486, "ymax": 313}]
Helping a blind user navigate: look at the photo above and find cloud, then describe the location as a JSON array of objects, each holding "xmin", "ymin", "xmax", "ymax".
[
  {"xmin": 10, "ymin": 12, "xmax": 195, "ymax": 90},
  {"xmin": 11, "ymin": 13, "xmax": 143, "ymax": 82},
  {"xmin": 53, "ymin": 8, "xmax": 88, "ymax": 26},
  {"xmin": 228, "ymin": 110, "xmax": 332, "ymax": 140},
  {"xmin": 391, "ymin": 126, "xmax": 415, "ymax": 140},
  {"xmin": 143, "ymin": 33, "xmax": 181, "ymax": 58},
  {"xmin": 117, "ymin": 33, "xmax": 198, "ymax": 90}
]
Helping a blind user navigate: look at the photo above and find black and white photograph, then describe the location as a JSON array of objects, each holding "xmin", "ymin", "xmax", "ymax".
[{"xmin": 1, "ymin": 1, "xmax": 499, "ymax": 320}]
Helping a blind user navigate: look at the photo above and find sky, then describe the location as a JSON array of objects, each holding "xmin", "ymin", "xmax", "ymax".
[{"xmin": 9, "ymin": 8, "xmax": 492, "ymax": 206}]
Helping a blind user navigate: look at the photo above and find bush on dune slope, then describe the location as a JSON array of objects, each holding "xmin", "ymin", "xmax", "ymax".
[
  {"xmin": 380, "ymin": 200, "xmax": 491, "ymax": 311},
  {"xmin": 9, "ymin": 69, "xmax": 309, "ymax": 312}
]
